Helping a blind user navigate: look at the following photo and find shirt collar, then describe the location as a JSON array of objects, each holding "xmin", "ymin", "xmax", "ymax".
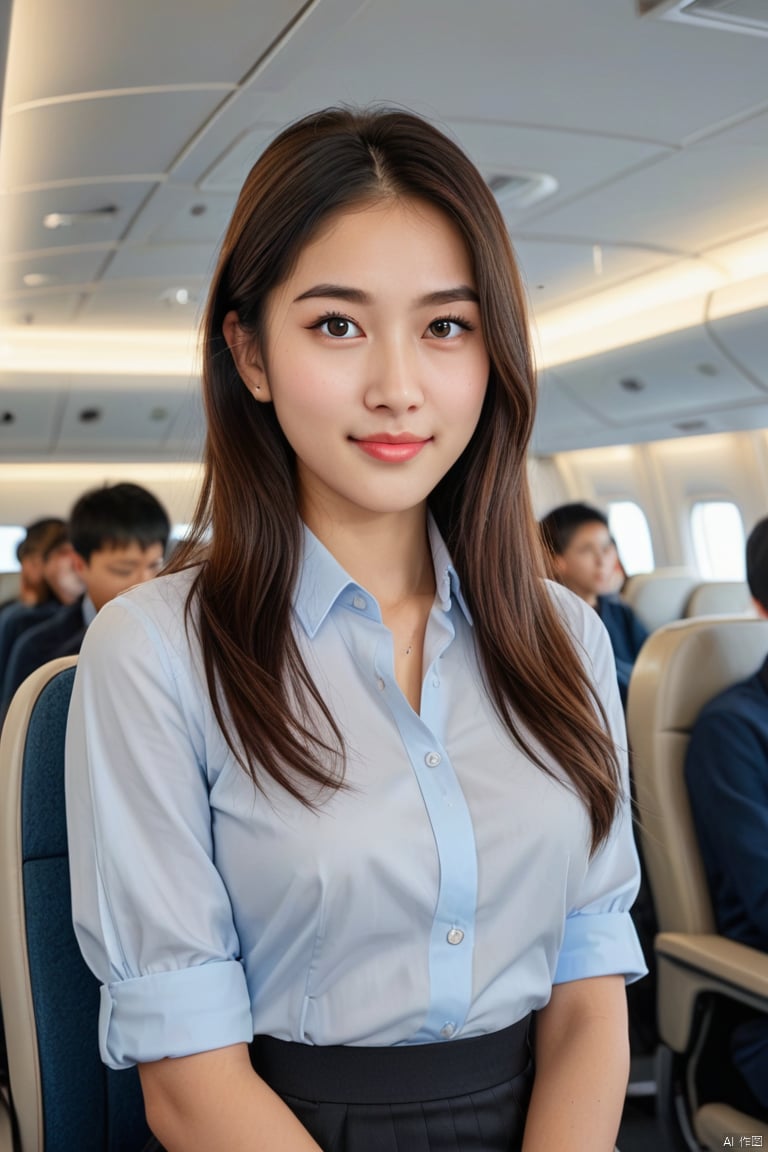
[{"xmin": 294, "ymin": 514, "xmax": 472, "ymax": 639}]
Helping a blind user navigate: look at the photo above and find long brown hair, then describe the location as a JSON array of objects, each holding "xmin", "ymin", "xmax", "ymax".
[{"xmin": 170, "ymin": 107, "xmax": 620, "ymax": 851}]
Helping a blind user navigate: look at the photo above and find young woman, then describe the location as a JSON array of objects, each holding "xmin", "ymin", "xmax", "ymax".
[{"xmin": 65, "ymin": 107, "xmax": 646, "ymax": 1152}]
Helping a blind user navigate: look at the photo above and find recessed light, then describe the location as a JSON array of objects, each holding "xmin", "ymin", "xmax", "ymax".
[
  {"xmin": 43, "ymin": 213, "xmax": 74, "ymax": 230},
  {"xmin": 160, "ymin": 287, "xmax": 194, "ymax": 305},
  {"xmin": 23, "ymin": 273, "xmax": 54, "ymax": 287},
  {"xmin": 43, "ymin": 205, "xmax": 118, "ymax": 230}
]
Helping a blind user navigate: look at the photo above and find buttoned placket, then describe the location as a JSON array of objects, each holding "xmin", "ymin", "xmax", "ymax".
[{"xmin": 337, "ymin": 590, "xmax": 479, "ymax": 1042}]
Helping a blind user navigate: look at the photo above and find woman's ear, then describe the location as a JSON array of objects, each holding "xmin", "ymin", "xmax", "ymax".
[{"xmin": 222, "ymin": 310, "xmax": 271, "ymax": 401}]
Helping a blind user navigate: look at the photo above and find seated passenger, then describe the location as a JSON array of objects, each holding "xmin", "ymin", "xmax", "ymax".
[
  {"xmin": 539, "ymin": 503, "xmax": 648, "ymax": 707},
  {"xmin": 0, "ymin": 528, "xmax": 84, "ymax": 673},
  {"xmin": 685, "ymin": 515, "xmax": 768, "ymax": 1114},
  {"xmin": 1, "ymin": 484, "xmax": 169, "ymax": 715},
  {"xmin": 0, "ymin": 517, "xmax": 67, "ymax": 611}
]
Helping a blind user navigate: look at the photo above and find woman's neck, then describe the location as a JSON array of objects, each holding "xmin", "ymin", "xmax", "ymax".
[{"xmin": 303, "ymin": 505, "xmax": 435, "ymax": 611}]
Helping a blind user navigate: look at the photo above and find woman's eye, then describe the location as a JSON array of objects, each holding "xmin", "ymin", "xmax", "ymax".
[
  {"xmin": 317, "ymin": 316, "xmax": 361, "ymax": 338},
  {"xmin": 427, "ymin": 318, "xmax": 466, "ymax": 339}
]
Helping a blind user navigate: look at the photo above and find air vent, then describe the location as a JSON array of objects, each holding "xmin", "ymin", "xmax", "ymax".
[
  {"xmin": 486, "ymin": 171, "xmax": 558, "ymax": 211},
  {"xmin": 638, "ymin": 0, "xmax": 768, "ymax": 37},
  {"xmin": 674, "ymin": 418, "xmax": 709, "ymax": 432}
]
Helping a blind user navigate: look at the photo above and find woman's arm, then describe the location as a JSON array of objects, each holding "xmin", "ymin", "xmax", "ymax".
[
  {"xmin": 522, "ymin": 975, "xmax": 629, "ymax": 1152},
  {"xmin": 139, "ymin": 1043, "xmax": 323, "ymax": 1152}
]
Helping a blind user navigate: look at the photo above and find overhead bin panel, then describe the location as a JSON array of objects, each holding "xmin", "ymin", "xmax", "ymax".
[
  {"xmin": 517, "ymin": 239, "xmax": 673, "ymax": 313},
  {"xmin": 78, "ymin": 281, "xmax": 207, "ymax": 329},
  {"xmin": 0, "ymin": 183, "xmax": 154, "ymax": 257},
  {"xmin": 708, "ymin": 305, "xmax": 768, "ymax": 388},
  {"xmin": 164, "ymin": 392, "xmax": 205, "ymax": 458},
  {"xmin": 532, "ymin": 373, "xmax": 610, "ymax": 454},
  {"xmin": 551, "ymin": 324, "xmax": 766, "ymax": 427},
  {"xmin": 1, "ymin": 91, "xmax": 226, "ymax": 186},
  {"xmin": 1, "ymin": 248, "xmax": 112, "ymax": 296},
  {"xmin": 0, "ymin": 386, "xmax": 63, "ymax": 455},
  {"xmin": 0, "ymin": 292, "xmax": 82, "ymax": 327},
  {"xmin": 524, "ymin": 115, "xmax": 768, "ymax": 257},
  {"xmin": 56, "ymin": 388, "xmax": 195, "ymax": 456},
  {"xmin": 3, "ymin": 0, "xmax": 309, "ymax": 103}
]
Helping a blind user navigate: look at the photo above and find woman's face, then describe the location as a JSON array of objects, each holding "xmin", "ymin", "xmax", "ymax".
[{"xmin": 224, "ymin": 196, "xmax": 489, "ymax": 529}]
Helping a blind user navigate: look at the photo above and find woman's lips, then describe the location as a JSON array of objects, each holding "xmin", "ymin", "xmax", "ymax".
[{"xmin": 352, "ymin": 437, "xmax": 430, "ymax": 462}]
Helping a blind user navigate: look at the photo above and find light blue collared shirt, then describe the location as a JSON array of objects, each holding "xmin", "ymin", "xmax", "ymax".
[{"xmin": 65, "ymin": 518, "xmax": 646, "ymax": 1070}]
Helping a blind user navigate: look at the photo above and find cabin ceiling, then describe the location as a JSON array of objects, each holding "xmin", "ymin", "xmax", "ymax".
[{"xmin": 0, "ymin": 0, "xmax": 767, "ymax": 461}]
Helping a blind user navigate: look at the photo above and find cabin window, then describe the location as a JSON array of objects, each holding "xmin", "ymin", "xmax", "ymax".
[
  {"xmin": 607, "ymin": 501, "xmax": 654, "ymax": 575},
  {"xmin": 0, "ymin": 526, "xmax": 25, "ymax": 571},
  {"xmin": 690, "ymin": 501, "xmax": 746, "ymax": 580}
]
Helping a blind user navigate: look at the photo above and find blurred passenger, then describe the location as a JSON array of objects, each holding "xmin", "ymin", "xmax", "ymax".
[
  {"xmin": 1, "ymin": 484, "xmax": 169, "ymax": 714},
  {"xmin": 0, "ymin": 526, "xmax": 83, "ymax": 672},
  {"xmin": 685, "ymin": 515, "xmax": 768, "ymax": 1114},
  {"xmin": 0, "ymin": 516, "xmax": 66, "ymax": 612},
  {"xmin": 540, "ymin": 503, "xmax": 648, "ymax": 708}
]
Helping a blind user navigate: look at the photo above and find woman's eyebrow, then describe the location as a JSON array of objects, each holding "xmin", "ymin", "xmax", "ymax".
[{"xmin": 293, "ymin": 283, "xmax": 479, "ymax": 305}]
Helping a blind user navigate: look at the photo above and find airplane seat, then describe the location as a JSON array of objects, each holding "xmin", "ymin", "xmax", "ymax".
[
  {"xmin": 621, "ymin": 567, "xmax": 699, "ymax": 632},
  {"xmin": 627, "ymin": 616, "xmax": 768, "ymax": 1151},
  {"xmin": 684, "ymin": 581, "xmax": 754, "ymax": 619},
  {"xmin": 0, "ymin": 659, "xmax": 152, "ymax": 1152}
]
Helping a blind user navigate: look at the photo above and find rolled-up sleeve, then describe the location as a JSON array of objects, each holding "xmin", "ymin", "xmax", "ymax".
[
  {"xmin": 552, "ymin": 588, "xmax": 648, "ymax": 986},
  {"xmin": 65, "ymin": 594, "xmax": 254, "ymax": 1069}
]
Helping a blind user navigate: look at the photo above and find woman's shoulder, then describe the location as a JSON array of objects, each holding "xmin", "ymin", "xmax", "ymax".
[
  {"xmin": 543, "ymin": 577, "xmax": 616, "ymax": 686},
  {"xmin": 543, "ymin": 578, "xmax": 599, "ymax": 640},
  {"xmin": 85, "ymin": 566, "xmax": 201, "ymax": 662}
]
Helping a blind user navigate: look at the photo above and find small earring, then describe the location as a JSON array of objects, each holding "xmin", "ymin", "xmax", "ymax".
[{"xmin": 255, "ymin": 385, "xmax": 261, "ymax": 391}]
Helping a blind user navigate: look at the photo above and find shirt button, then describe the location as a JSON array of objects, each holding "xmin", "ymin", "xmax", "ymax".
[
  {"xmin": 376, "ymin": 677, "xmax": 385, "ymax": 692},
  {"xmin": 440, "ymin": 1022, "xmax": 456, "ymax": 1039},
  {"xmin": 432, "ymin": 678, "xmax": 440, "ymax": 687},
  {"xmin": 424, "ymin": 752, "xmax": 441, "ymax": 768},
  {"xmin": 352, "ymin": 594, "xmax": 366, "ymax": 610},
  {"xmin": 447, "ymin": 927, "xmax": 464, "ymax": 945}
]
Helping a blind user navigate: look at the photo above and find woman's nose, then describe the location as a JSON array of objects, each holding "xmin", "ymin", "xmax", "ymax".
[{"xmin": 363, "ymin": 339, "xmax": 425, "ymax": 412}]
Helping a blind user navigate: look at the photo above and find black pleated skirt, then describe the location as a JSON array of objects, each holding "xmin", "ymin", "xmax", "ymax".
[{"xmin": 143, "ymin": 1016, "xmax": 534, "ymax": 1152}]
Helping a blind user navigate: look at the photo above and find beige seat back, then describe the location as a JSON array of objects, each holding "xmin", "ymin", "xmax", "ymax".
[
  {"xmin": 628, "ymin": 615, "xmax": 768, "ymax": 936},
  {"xmin": 685, "ymin": 580, "xmax": 753, "ymax": 618},
  {"xmin": 621, "ymin": 568, "xmax": 698, "ymax": 632}
]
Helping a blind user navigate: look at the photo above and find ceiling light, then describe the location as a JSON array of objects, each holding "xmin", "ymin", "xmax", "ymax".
[
  {"xmin": 43, "ymin": 213, "xmax": 73, "ymax": 230},
  {"xmin": 22, "ymin": 273, "xmax": 54, "ymax": 287},
  {"xmin": 42, "ymin": 205, "xmax": 119, "ymax": 230},
  {"xmin": 160, "ymin": 287, "xmax": 194, "ymax": 306},
  {"xmin": 0, "ymin": 328, "xmax": 199, "ymax": 377}
]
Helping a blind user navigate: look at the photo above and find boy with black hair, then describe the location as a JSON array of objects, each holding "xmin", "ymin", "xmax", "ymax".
[
  {"xmin": 685, "ymin": 515, "xmax": 768, "ymax": 1113},
  {"xmin": 1, "ymin": 484, "xmax": 169, "ymax": 715},
  {"xmin": 539, "ymin": 501, "xmax": 648, "ymax": 707}
]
